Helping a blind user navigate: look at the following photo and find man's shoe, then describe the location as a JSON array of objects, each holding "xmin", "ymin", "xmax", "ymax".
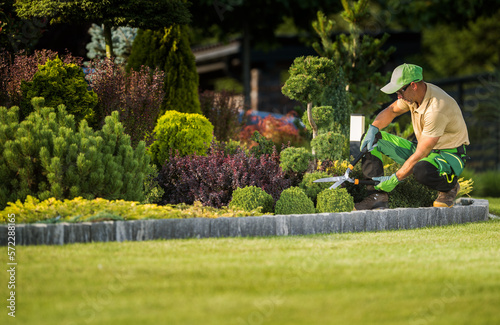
[
  {"xmin": 354, "ymin": 191, "xmax": 389, "ymax": 210},
  {"xmin": 433, "ymin": 182, "xmax": 460, "ymax": 208}
]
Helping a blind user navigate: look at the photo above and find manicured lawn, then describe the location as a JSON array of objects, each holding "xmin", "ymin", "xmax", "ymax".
[
  {"xmin": 481, "ymin": 197, "xmax": 500, "ymax": 216},
  {"xmin": 2, "ymin": 220, "xmax": 500, "ymax": 325}
]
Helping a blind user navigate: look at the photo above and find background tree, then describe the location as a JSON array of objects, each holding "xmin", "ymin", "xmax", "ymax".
[
  {"xmin": 189, "ymin": 0, "xmax": 343, "ymax": 105},
  {"xmin": 127, "ymin": 24, "xmax": 201, "ymax": 115},
  {"xmin": 86, "ymin": 24, "xmax": 137, "ymax": 65},
  {"xmin": 312, "ymin": 1, "xmax": 395, "ymax": 117},
  {"xmin": 14, "ymin": 0, "xmax": 191, "ymax": 58}
]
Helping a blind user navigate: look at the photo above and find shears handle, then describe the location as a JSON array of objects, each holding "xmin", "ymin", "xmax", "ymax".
[
  {"xmin": 352, "ymin": 179, "xmax": 378, "ymax": 186},
  {"xmin": 348, "ymin": 147, "xmax": 368, "ymax": 171}
]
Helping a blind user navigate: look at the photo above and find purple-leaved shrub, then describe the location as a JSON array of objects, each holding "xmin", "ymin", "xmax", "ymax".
[
  {"xmin": 86, "ymin": 58, "xmax": 164, "ymax": 146},
  {"xmin": 156, "ymin": 142, "xmax": 291, "ymax": 208}
]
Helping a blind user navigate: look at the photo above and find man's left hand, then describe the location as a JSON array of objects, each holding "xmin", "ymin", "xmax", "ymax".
[{"xmin": 373, "ymin": 174, "xmax": 400, "ymax": 192}]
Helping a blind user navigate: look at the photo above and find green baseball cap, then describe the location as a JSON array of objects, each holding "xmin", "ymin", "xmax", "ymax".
[{"xmin": 381, "ymin": 63, "xmax": 423, "ymax": 94}]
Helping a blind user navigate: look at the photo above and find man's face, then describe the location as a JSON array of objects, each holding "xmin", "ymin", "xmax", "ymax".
[{"xmin": 397, "ymin": 82, "xmax": 414, "ymax": 104}]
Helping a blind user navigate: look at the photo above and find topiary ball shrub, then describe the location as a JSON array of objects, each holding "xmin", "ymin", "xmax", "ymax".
[
  {"xmin": 149, "ymin": 110, "xmax": 214, "ymax": 167},
  {"xmin": 310, "ymin": 131, "xmax": 347, "ymax": 162},
  {"xmin": 299, "ymin": 171, "xmax": 333, "ymax": 204},
  {"xmin": 280, "ymin": 146, "xmax": 314, "ymax": 173},
  {"xmin": 275, "ymin": 186, "xmax": 315, "ymax": 215},
  {"xmin": 228, "ymin": 186, "xmax": 274, "ymax": 214},
  {"xmin": 20, "ymin": 57, "xmax": 97, "ymax": 123},
  {"xmin": 316, "ymin": 188, "xmax": 354, "ymax": 213}
]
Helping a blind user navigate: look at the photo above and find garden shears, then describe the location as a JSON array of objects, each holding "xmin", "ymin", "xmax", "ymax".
[{"xmin": 313, "ymin": 148, "xmax": 378, "ymax": 189}]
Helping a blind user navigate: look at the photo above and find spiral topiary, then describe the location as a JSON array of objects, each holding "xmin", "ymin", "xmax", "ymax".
[
  {"xmin": 275, "ymin": 186, "xmax": 315, "ymax": 215},
  {"xmin": 228, "ymin": 186, "xmax": 274, "ymax": 214},
  {"xmin": 316, "ymin": 188, "xmax": 354, "ymax": 213}
]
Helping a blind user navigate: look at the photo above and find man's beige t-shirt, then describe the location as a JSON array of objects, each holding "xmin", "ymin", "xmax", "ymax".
[{"xmin": 396, "ymin": 82, "xmax": 470, "ymax": 149}]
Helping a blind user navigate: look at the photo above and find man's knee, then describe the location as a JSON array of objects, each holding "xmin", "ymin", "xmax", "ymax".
[{"xmin": 413, "ymin": 161, "xmax": 435, "ymax": 185}]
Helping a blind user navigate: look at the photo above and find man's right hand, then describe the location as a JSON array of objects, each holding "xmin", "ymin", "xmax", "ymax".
[{"xmin": 360, "ymin": 124, "xmax": 379, "ymax": 151}]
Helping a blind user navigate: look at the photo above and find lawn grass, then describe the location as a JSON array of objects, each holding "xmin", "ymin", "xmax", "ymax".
[
  {"xmin": 480, "ymin": 197, "xmax": 500, "ymax": 216},
  {"xmin": 2, "ymin": 220, "xmax": 500, "ymax": 325}
]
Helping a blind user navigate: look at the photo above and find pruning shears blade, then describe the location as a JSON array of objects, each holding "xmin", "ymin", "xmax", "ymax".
[
  {"xmin": 329, "ymin": 179, "xmax": 346, "ymax": 189},
  {"xmin": 313, "ymin": 176, "xmax": 344, "ymax": 183}
]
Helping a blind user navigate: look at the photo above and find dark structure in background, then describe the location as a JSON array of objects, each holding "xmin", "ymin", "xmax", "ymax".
[{"xmin": 193, "ymin": 32, "xmax": 421, "ymax": 114}]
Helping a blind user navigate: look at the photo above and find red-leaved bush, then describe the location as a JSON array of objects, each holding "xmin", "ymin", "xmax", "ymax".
[
  {"xmin": 86, "ymin": 58, "xmax": 165, "ymax": 146},
  {"xmin": 0, "ymin": 49, "xmax": 83, "ymax": 107},
  {"xmin": 239, "ymin": 110, "xmax": 304, "ymax": 150},
  {"xmin": 156, "ymin": 142, "xmax": 291, "ymax": 208}
]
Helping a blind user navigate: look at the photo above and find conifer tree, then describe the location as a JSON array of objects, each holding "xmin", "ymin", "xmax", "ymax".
[
  {"xmin": 127, "ymin": 25, "xmax": 201, "ymax": 115},
  {"xmin": 0, "ymin": 97, "xmax": 151, "ymax": 209},
  {"xmin": 312, "ymin": 1, "xmax": 395, "ymax": 116}
]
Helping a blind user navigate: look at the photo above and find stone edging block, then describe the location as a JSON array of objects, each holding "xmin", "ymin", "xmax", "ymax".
[{"xmin": 0, "ymin": 199, "xmax": 490, "ymax": 246}]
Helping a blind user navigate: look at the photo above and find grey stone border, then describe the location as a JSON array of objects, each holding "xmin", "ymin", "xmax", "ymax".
[{"xmin": 0, "ymin": 199, "xmax": 490, "ymax": 246}]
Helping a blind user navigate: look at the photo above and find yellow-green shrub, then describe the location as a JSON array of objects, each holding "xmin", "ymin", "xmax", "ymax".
[
  {"xmin": 149, "ymin": 110, "xmax": 214, "ymax": 166},
  {"xmin": 316, "ymin": 188, "xmax": 354, "ymax": 213},
  {"xmin": 0, "ymin": 196, "xmax": 262, "ymax": 224},
  {"xmin": 274, "ymin": 186, "xmax": 315, "ymax": 215}
]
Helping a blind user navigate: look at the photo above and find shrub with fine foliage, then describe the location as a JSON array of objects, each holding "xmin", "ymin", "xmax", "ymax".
[
  {"xmin": 149, "ymin": 110, "xmax": 214, "ymax": 167},
  {"xmin": 299, "ymin": 171, "xmax": 332, "ymax": 204},
  {"xmin": 20, "ymin": 57, "xmax": 97, "ymax": 123},
  {"xmin": 0, "ymin": 98, "xmax": 150, "ymax": 209},
  {"xmin": 274, "ymin": 186, "xmax": 315, "ymax": 215},
  {"xmin": 0, "ymin": 49, "xmax": 83, "ymax": 108},
  {"xmin": 229, "ymin": 186, "xmax": 274, "ymax": 214},
  {"xmin": 316, "ymin": 188, "xmax": 354, "ymax": 213},
  {"xmin": 280, "ymin": 147, "xmax": 314, "ymax": 173}
]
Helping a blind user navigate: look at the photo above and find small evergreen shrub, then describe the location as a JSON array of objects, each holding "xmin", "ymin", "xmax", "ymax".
[
  {"xmin": 280, "ymin": 147, "xmax": 314, "ymax": 173},
  {"xmin": 142, "ymin": 164, "xmax": 165, "ymax": 204},
  {"xmin": 229, "ymin": 186, "xmax": 274, "ymax": 214},
  {"xmin": 384, "ymin": 163, "xmax": 437, "ymax": 208},
  {"xmin": 156, "ymin": 142, "xmax": 290, "ymax": 208},
  {"xmin": 299, "ymin": 171, "xmax": 332, "ymax": 204},
  {"xmin": 275, "ymin": 186, "xmax": 315, "ymax": 215},
  {"xmin": 248, "ymin": 131, "xmax": 277, "ymax": 158},
  {"xmin": 0, "ymin": 49, "xmax": 83, "ymax": 108},
  {"xmin": 20, "ymin": 57, "xmax": 97, "ymax": 123},
  {"xmin": 0, "ymin": 98, "xmax": 150, "ymax": 209},
  {"xmin": 311, "ymin": 131, "xmax": 347, "ymax": 162},
  {"xmin": 149, "ymin": 110, "xmax": 214, "ymax": 167},
  {"xmin": 316, "ymin": 188, "xmax": 354, "ymax": 213}
]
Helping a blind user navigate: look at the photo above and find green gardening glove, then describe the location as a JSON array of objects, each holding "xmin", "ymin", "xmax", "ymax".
[
  {"xmin": 373, "ymin": 173, "xmax": 401, "ymax": 192},
  {"xmin": 360, "ymin": 124, "xmax": 379, "ymax": 152}
]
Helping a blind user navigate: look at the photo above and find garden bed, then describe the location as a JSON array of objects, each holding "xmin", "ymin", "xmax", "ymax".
[{"xmin": 0, "ymin": 199, "xmax": 489, "ymax": 246}]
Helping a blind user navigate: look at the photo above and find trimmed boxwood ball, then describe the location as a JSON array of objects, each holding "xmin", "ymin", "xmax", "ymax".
[
  {"xmin": 279, "ymin": 146, "xmax": 314, "ymax": 173},
  {"xmin": 228, "ymin": 186, "xmax": 274, "ymax": 214},
  {"xmin": 275, "ymin": 186, "xmax": 315, "ymax": 215},
  {"xmin": 316, "ymin": 188, "xmax": 354, "ymax": 213},
  {"xmin": 299, "ymin": 171, "xmax": 332, "ymax": 204}
]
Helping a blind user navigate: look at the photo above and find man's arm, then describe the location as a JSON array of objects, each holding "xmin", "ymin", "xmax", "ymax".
[
  {"xmin": 372, "ymin": 101, "xmax": 408, "ymax": 130},
  {"xmin": 395, "ymin": 134, "xmax": 439, "ymax": 181}
]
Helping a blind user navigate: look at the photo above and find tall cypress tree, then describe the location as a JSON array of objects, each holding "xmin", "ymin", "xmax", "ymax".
[{"xmin": 127, "ymin": 25, "xmax": 201, "ymax": 115}]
